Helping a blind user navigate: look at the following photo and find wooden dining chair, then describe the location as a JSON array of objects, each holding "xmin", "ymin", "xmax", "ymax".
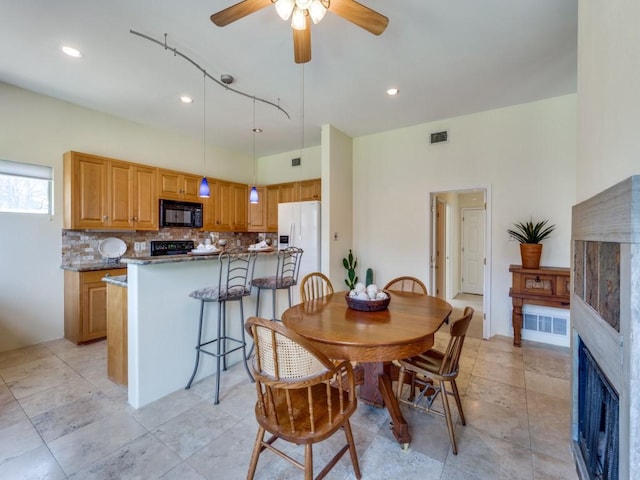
[
  {"xmin": 395, "ymin": 306, "xmax": 474, "ymax": 455},
  {"xmin": 299, "ymin": 271, "xmax": 334, "ymax": 302},
  {"xmin": 383, "ymin": 276, "xmax": 428, "ymax": 295},
  {"xmin": 245, "ymin": 316, "xmax": 362, "ymax": 480}
]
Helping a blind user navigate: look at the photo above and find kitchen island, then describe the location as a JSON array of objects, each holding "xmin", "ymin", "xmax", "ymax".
[{"xmin": 121, "ymin": 251, "xmax": 280, "ymax": 408}]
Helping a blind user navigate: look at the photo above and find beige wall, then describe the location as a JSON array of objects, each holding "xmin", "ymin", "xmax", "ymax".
[
  {"xmin": 352, "ymin": 94, "xmax": 577, "ymax": 338},
  {"xmin": 576, "ymin": 0, "xmax": 640, "ymax": 200},
  {"xmin": 0, "ymin": 82, "xmax": 250, "ymax": 351}
]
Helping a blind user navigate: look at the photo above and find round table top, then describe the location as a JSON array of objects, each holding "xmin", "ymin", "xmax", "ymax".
[{"xmin": 281, "ymin": 291, "xmax": 453, "ymax": 363}]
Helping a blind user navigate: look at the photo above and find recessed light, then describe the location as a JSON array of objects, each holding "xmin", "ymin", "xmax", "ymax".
[
  {"xmin": 179, "ymin": 96, "xmax": 193, "ymax": 104},
  {"xmin": 386, "ymin": 88, "xmax": 399, "ymax": 96},
  {"xmin": 61, "ymin": 45, "xmax": 83, "ymax": 58},
  {"xmin": 252, "ymin": 128, "xmax": 263, "ymax": 133}
]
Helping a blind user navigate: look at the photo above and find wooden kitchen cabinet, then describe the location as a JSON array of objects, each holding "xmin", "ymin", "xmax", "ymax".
[
  {"xmin": 278, "ymin": 182, "xmax": 298, "ymax": 203},
  {"xmin": 106, "ymin": 283, "xmax": 128, "ymax": 386},
  {"xmin": 64, "ymin": 268, "xmax": 126, "ymax": 344},
  {"xmin": 248, "ymin": 186, "xmax": 267, "ymax": 232},
  {"xmin": 203, "ymin": 180, "xmax": 247, "ymax": 231},
  {"xmin": 157, "ymin": 169, "xmax": 201, "ymax": 202},
  {"xmin": 298, "ymin": 178, "xmax": 321, "ymax": 201},
  {"xmin": 266, "ymin": 185, "xmax": 280, "ymax": 232},
  {"xmin": 63, "ymin": 151, "xmax": 158, "ymax": 231}
]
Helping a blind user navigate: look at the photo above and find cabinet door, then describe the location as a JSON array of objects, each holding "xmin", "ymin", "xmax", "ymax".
[
  {"xmin": 299, "ymin": 179, "xmax": 321, "ymax": 201},
  {"xmin": 232, "ymin": 183, "xmax": 248, "ymax": 231},
  {"xmin": 133, "ymin": 166, "xmax": 158, "ymax": 230},
  {"xmin": 68, "ymin": 153, "xmax": 109, "ymax": 229},
  {"xmin": 248, "ymin": 186, "xmax": 267, "ymax": 232},
  {"xmin": 158, "ymin": 169, "xmax": 182, "ymax": 199},
  {"xmin": 182, "ymin": 174, "xmax": 201, "ymax": 202},
  {"xmin": 82, "ymin": 278, "xmax": 108, "ymax": 341},
  {"xmin": 279, "ymin": 183, "xmax": 298, "ymax": 203},
  {"xmin": 109, "ymin": 161, "xmax": 134, "ymax": 229},
  {"xmin": 217, "ymin": 181, "xmax": 233, "ymax": 231},
  {"xmin": 202, "ymin": 179, "xmax": 219, "ymax": 230},
  {"xmin": 266, "ymin": 185, "xmax": 279, "ymax": 232}
]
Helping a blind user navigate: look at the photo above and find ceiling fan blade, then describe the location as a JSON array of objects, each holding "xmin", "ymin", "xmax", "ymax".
[
  {"xmin": 329, "ymin": 0, "xmax": 389, "ymax": 35},
  {"xmin": 211, "ymin": 0, "xmax": 273, "ymax": 27},
  {"xmin": 293, "ymin": 17, "xmax": 311, "ymax": 64}
]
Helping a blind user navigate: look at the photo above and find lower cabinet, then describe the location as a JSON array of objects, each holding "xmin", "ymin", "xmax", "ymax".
[
  {"xmin": 64, "ymin": 268, "xmax": 126, "ymax": 344},
  {"xmin": 106, "ymin": 283, "xmax": 128, "ymax": 386}
]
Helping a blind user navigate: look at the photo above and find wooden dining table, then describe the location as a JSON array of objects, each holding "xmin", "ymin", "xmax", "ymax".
[{"xmin": 281, "ymin": 290, "xmax": 452, "ymax": 447}]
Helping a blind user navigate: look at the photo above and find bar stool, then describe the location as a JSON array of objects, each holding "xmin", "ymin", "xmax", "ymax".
[
  {"xmin": 251, "ymin": 246, "xmax": 303, "ymax": 321},
  {"xmin": 185, "ymin": 249, "xmax": 257, "ymax": 404}
]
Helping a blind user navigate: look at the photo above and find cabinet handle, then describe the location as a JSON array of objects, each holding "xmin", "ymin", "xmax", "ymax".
[{"xmin": 103, "ymin": 216, "xmax": 108, "ymax": 221}]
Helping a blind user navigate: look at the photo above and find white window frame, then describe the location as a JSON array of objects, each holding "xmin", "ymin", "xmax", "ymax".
[{"xmin": 0, "ymin": 159, "xmax": 53, "ymax": 215}]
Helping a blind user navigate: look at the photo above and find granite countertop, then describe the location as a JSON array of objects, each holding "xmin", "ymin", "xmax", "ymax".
[
  {"xmin": 121, "ymin": 249, "xmax": 277, "ymax": 266},
  {"xmin": 60, "ymin": 261, "xmax": 127, "ymax": 272},
  {"xmin": 102, "ymin": 274, "xmax": 128, "ymax": 287}
]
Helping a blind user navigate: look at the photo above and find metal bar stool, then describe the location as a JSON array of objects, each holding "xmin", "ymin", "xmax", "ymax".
[
  {"xmin": 185, "ymin": 249, "xmax": 257, "ymax": 404},
  {"xmin": 251, "ymin": 246, "xmax": 303, "ymax": 321}
]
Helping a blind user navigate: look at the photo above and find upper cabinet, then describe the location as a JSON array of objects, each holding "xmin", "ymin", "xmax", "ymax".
[
  {"xmin": 299, "ymin": 179, "xmax": 321, "ymax": 201},
  {"xmin": 248, "ymin": 186, "xmax": 267, "ymax": 232},
  {"xmin": 63, "ymin": 151, "xmax": 158, "ymax": 231},
  {"xmin": 157, "ymin": 169, "xmax": 201, "ymax": 202},
  {"xmin": 203, "ymin": 180, "xmax": 248, "ymax": 232}
]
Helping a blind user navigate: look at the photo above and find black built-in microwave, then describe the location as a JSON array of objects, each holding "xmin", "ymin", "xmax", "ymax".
[{"xmin": 159, "ymin": 199, "xmax": 203, "ymax": 228}]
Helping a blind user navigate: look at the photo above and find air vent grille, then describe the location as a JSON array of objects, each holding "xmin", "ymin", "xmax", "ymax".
[{"xmin": 430, "ymin": 131, "xmax": 448, "ymax": 144}]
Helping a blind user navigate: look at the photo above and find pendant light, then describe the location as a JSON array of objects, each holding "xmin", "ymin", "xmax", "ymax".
[
  {"xmin": 199, "ymin": 71, "xmax": 210, "ymax": 198},
  {"xmin": 249, "ymin": 98, "xmax": 259, "ymax": 204}
]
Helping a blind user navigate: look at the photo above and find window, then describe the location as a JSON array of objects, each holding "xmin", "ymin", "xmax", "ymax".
[{"xmin": 0, "ymin": 159, "xmax": 53, "ymax": 214}]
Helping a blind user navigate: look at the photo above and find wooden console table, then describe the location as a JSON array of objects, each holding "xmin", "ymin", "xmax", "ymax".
[{"xmin": 509, "ymin": 264, "xmax": 570, "ymax": 347}]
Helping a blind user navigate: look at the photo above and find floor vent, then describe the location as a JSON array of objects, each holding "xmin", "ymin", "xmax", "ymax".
[{"xmin": 522, "ymin": 305, "xmax": 570, "ymax": 347}]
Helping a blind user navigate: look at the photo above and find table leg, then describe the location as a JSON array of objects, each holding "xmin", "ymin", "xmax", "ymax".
[
  {"xmin": 359, "ymin": 362, "xmax": 411, "ymax": 446},
  {"xmin": 379, "ymin": 372, "xmax": 411, "ymax": 446}
]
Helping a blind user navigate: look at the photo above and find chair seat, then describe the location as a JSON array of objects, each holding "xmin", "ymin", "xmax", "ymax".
[
  {"xmin": 189, "ymin": 285, "xmax": 251, "ymax": 301},
  {"xmin": 251, "ymin": 276, "xmax": 296, "ymax": 289},
  {"xmin": 400, "ymin": 350, "xmax": 444, "ymax": 375},
  {"xmin": 254, "ymin": 382, "xmax": 356, "ymax": 444}
]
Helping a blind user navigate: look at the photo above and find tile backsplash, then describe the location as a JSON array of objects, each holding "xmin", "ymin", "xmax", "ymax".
[{"xmin": 61, "ymin": 229, "xmax": 275, "ymax": 267}]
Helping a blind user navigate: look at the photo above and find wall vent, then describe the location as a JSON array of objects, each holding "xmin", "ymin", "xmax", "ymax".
[
  {"xmin": 291, "ymin": 157, "xmax": 301, "ymax": 167},
  {"xmin": 521, "ymin": 304, "xmax": 570, "ymax": 347},
  {"xmin": 430, "ymin": 131, "xmax": 448, "ymax": 144}
]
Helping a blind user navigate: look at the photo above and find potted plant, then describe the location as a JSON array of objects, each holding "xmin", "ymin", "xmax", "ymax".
[{"xmin": 507, "ymin": 219, "xmax": 555, "ymax": 269}]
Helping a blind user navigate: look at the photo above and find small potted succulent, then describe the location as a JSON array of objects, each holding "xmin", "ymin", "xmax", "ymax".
[{"xmin": 507, "ymin": 219, "xmax": 555, "ymax": 269}]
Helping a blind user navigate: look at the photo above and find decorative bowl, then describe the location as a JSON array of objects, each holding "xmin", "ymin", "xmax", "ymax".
[{"xmin": 345, "ymin": 291, "xmax": 391, "ymax": 312}]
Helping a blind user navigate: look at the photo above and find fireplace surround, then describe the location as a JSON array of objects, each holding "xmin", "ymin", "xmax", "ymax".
[{"xmin": 571, "ymin": 176, "xmax": 640, "ymax": 480}]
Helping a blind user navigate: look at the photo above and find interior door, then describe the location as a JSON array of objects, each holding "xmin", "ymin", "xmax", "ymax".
[
  {"xmin": 435, "ymin": 198, "xmax": 446, "ymax": 299},
  {"xmin": 461, "ymin": 207, "xmax": 485, "ymax": 294}
]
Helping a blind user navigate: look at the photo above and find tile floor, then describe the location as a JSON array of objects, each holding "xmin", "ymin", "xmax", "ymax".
[{"xmin": 0, "ymin": 330, "xmax": 578, "ymax": 479}]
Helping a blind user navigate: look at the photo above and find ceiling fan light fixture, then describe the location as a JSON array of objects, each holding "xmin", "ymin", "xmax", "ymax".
[
  {"xmin": 274, "ymin": 0, "xmax": 295, "ymax": 20},
  {"xmin": 295, "ymin": 0, "xmax": 313, "ymax": 10},
  {"xmin": 308, "ymin": 0, "xmax": 328, "ymax": 24},
  {"xmin": 291, "ymin": 6, "xmax": 306, "ymax": 30}
]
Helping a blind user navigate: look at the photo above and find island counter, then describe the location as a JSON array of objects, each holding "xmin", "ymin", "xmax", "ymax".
[{"xmin": 121, "ymin": 251, "xmax": 281, "ymax": 408}]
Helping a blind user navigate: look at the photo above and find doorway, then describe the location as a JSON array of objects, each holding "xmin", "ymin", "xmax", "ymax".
[{"xmin": 430, "ymin": 187, "xmax": 491, "ymax": 339}]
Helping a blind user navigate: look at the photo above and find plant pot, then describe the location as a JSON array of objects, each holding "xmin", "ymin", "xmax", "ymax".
[{"xmin": 520, "ymin": 243, "xmax": 543, "ymax": 269}]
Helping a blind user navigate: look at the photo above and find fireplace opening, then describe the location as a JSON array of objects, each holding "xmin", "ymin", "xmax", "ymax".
[{"xmin": 577, "ymin": 339, "xmax": 619, "ymax": 480}]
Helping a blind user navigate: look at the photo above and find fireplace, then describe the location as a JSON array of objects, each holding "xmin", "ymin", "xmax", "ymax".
[{"xmin": 570, "ymin": 176, "xmax": 640, "ymax": 480}]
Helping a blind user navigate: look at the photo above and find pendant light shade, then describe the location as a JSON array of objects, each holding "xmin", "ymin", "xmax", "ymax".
[
  {"xmin": 249, "ymin": 186, "xmax": 259, "ymax": 204},
  {"xmin": 199, "ymin": 177, "xmax": 210, "ymax": 197}
]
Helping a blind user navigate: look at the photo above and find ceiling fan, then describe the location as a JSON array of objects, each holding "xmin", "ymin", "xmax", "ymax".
[{"xmin": 211, "ymin": 0, "xmax": 389, "ymax": 64}]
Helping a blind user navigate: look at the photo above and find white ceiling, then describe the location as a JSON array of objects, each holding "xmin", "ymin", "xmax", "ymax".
[{"xmin": 0, "ymin": 0, "xmax": 577, "ymax": 157}]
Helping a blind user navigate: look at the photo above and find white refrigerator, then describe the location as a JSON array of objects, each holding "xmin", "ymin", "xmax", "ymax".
[{"xmin": 278, "ymin": 200, "xmax": 321, "ymax": 304}]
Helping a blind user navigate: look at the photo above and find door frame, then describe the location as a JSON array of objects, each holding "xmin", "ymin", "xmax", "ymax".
[{"xmin": 430, "ymin": 184, "xmax": 492, "ymax": 339}]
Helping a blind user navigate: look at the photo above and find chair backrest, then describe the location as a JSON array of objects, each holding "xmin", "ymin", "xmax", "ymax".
[
  {"xmin": 245, "ymin": 317, "xmax": 356, "ymax": 435},
  {"xmin": 217, "ymin": 249, "xmax": 257, "ymax": 299},
  {"xmin": 438, "ymin": 306, "xmax": 474, "ymax": 377},
  {"xmin": 383, "ymin": 276, "xmax": 428, "ymax": 295},
  {"xmin": 274, "ymin": 246, "xmax": 303, "ymax": 288},
  {"xmin": 300, "ymin": 272, "xmax": 334, "ymax": 302}
]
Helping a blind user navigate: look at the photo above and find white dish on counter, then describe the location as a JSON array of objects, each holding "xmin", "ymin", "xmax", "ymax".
[{"xmin": 98, "ymin": 237, "xmax": 127, "ymax": 258}]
